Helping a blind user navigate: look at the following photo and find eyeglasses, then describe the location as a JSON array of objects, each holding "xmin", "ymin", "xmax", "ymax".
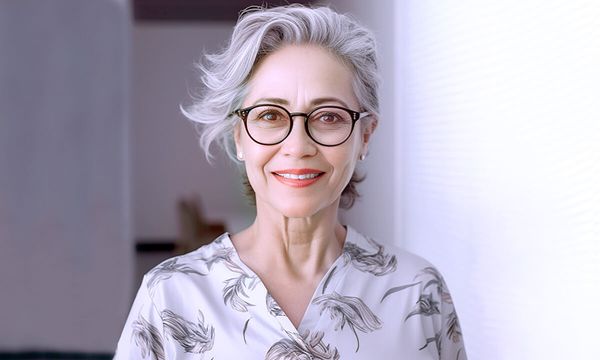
[{"xmin": 233, "ymin": 104, "xmax": 370, "ymax": 147}]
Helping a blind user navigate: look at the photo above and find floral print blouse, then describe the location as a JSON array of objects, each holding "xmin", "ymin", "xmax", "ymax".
[{"xmin": 114, "ymin": 226, "xmax": 467, "ymax": 359}]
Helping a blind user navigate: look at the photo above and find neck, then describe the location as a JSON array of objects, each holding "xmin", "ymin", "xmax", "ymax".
[{"xmin": 234, "ymin": 199, "xmax": 346, "ymax": 278}]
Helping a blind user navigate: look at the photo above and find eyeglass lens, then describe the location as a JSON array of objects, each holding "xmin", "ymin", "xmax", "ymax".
[{"xmin": 244, "ymin": 105, "xmax": 354, "ymax": 146}]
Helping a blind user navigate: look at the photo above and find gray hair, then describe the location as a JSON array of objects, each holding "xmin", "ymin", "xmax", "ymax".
[{"xmin": 182, "ymin": 4, "xmax": 380, "ymax": 208}]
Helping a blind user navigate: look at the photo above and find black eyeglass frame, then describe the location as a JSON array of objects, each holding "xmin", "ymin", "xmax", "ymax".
[{"xmin": 233, "ymin": 104, "xmax": 370, "ymax": 147}]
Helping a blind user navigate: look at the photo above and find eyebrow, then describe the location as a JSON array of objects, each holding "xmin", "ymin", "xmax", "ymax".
[{"xmin": 252, "ymin": 97, "xmax": 350, "ymax": 108}]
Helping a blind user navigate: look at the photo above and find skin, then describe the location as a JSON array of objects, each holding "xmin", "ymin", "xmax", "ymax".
[{"xmin": 232, "ymin": 44, "xmax": 377, "ymax": 328}]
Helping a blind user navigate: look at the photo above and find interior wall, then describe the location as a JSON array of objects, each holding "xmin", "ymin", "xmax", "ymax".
[
  {"xmin": 328, "ymin": 0, "xmax": 399, "ymax": 245},
  {"xmin": 132, "ymin": 23, "xmax": 254, "ymax": 240},
  {"xmin": 397, "ymin": 1, "xmax": 600, "ymax": 358},
  {"xmin": 0, "ymin": 0, "xmax": 131, "ymax": 351}
]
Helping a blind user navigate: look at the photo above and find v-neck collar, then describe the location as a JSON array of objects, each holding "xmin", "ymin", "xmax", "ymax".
[{"xmin": 220, "ymin": 226, "xmax": 357, "ymax": 334}]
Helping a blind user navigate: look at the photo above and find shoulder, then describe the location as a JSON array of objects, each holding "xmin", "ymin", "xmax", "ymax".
[
  {"xmin": 346, "ymin": 228, "xmax": 458, "ymax": 312},
  {"xmin": 344, "ymin": 226, "xmax": 440, "ymax": 279},
  {"xmin": 141, "ymin": 233, "xmax": 233, "ymax": 297}
]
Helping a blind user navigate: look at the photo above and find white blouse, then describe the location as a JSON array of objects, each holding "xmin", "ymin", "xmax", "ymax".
[{"xmin": 114, "ymin": 226, "xmax": 467, "ymax": 359}]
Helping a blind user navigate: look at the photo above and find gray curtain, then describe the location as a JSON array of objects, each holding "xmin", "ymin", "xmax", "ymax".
[{"xmin": 0, "ymin": 0, "xmax": 131, "ymax": 352}]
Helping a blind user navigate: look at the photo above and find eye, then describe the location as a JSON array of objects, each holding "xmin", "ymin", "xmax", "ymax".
[
  {"xmin": 255, "ymin": 109, "xmax": 286, "ymax": 122},
  {"xmin": 247, "ymin": 106, "xmax": 289, "ymax": 129},
  {"xmin": 317, "ymin": 113, "xmax": 340, "ymax": 123},
  {"xmin": 260, "ymin": 111, "xmax": 281, "ymax": 121},
  {"xmin": 310, "ymin": 109, "xmax": 350, "ymax": 125}
]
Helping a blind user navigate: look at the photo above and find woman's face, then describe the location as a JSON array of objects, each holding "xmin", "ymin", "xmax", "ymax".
[{"xmin": 235, "ymin": 44, "xmax": 376, "ymax": 218}]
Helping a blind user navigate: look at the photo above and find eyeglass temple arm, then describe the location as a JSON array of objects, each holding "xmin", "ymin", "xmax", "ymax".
[{"xmin": 358, "ymin": 112, "xmax": 371, "ymax": 120}]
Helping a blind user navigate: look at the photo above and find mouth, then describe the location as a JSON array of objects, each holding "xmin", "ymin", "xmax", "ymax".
[{"xmin": 272, "ymin": 169, "xmax": 325, "ymax": 188}]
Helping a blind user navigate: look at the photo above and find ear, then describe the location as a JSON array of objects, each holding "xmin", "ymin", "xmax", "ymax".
[
  {"xmin": 234, "ymin": 121, "xmax": 242, "ymax": 155},
  {"xmin": 360, "ymin": 117, "xmax": 378, "ymax": 155}
]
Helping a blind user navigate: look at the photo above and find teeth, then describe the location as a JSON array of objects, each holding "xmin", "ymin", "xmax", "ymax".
[{"xmin": 277, "ymin": 173, "xmax": 321, "ymax": 180}]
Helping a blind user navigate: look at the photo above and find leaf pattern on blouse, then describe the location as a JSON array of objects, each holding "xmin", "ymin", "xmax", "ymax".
[
  {"xmin": 379, "ymin": 281, "xmax": 421, "ymax": 303},
  {"xmin": 243, "ymin": 317, "xmax": 252, "ymax": 344},
  {"xmin": 213, "ymin": 233, "xmax": 227, "ymax": 244},
  {"xmin": 446, "ymin": 309, "xmax": 463, "ymax": 344},
  {"xmin": 195, "ymin": 245, "xmax": 239, "ymax": 272},
  {"xmin": 223, "ymin": 270, "xmax": 259, "ymax": 312},
  {"xmin": 313, "ymin": 292, "xmax": 382, "ymax": 352},
  {"xmin": 320, "ymin": 265, "xmax": 338, "ymax": 294},
  {"xmin": 403, "ymin": 267, "xmax": 465, "ymax": 358},
  {"xmin": 343, "ymin": 237, "xmax": 397, "ymax": 276},
  {"xmin": 416, "ymin": 267, "xmax": 465, "ymax": 346},
  {"xmin": 417, "ymin": 267, "xmax": 454, "ymax": 303},
  {"xmin": 266, "ymin": 292, "xmax": 285, "ymax": 317},
  {"xmin": 195, "ymin": 244, "xmax": 259, "ymax": 312},
  {"xmin": 266, "ymin": 330, "xmax": 340, "ymax": 360},
  {"xmin": 419, "ymin": 330, "xmax": 442, "ymax": 358},
  {"xmin": 146, "ymin": 258, "xmax": 207, "ymax": 294},
  {"xmin": 160, "ymin": 309, "xmax": 215, "ymax": 354},
  {"xmin": 405, "ymin": 293, "xmax": 440, "ymax": 320},
  {"xmin": 131, "ymin": 315, "xmax": 165, "ymax": 360}
]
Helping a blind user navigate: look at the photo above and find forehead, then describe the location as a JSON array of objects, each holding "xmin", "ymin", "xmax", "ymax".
[{"xmin": 245, "ymin": 44, "xmax": 358, "ymax": 108}]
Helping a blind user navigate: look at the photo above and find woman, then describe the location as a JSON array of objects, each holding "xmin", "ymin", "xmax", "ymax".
[{"xmin": 115, "ymin": 5, "xmax": 467, "ymax": 359}]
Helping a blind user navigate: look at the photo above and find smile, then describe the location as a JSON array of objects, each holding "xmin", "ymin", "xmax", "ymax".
[
  {"xmin": 277, "ymin": 173, "xmax": 320, "ymax": 180},
  {"xmin": 272, "ymin": 169, "xmax": 325, "ymax": 188}
]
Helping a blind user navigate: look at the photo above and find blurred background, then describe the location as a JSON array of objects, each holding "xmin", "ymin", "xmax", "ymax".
[{"xmin": 1, "ymin": 0, "xmax": 599, "ymax": 359}]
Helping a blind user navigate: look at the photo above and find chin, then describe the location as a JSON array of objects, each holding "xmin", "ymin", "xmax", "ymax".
[
  {"xmin": 271, "ymin": 196, "xmax": 340, "ymax": 219},
  {"xmin": 275, "ymin": 204, "xmax": 322, "ymax": 219}
]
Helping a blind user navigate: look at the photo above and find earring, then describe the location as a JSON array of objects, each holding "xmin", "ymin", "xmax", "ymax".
[
  {"xmin": 360, "ymin": 154, "xmax": 366, "ymax": 161},
  {"xmin": 237, "ymin": 152, "xmax": 244, "ymax": 161}
]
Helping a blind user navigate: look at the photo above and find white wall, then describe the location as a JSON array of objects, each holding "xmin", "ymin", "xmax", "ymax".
[
  {"xmin": 0, "ymin": 0, "xmax": 131, "ymax": 351},
  {"xmin": 398, "ymin": 1, "xmax": 600, "ymax": 358},
  {"xmin": 133, "ymin": 23, "xmax": 254, "ymax": 240},
  {"xmin": 329, "ymin": 0, "xmax": 399, "ymax": 244}
]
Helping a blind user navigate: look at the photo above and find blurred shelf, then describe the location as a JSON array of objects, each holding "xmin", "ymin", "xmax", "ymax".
[{"xmin": 135, "ymin": 238, "xmax": 176, "ymax": 252}]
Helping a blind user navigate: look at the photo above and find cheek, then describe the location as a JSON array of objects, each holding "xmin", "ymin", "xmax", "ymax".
[
  {"xmin": 340, "ymin": 159, "xmax": 357, "ymax": 187},
  {"xmin": 329, "ymin": 145, "xmax": 360, "ymax": 187},
  {"xmin": 243, "ymin": 152, "xmax": 265, "ymax": 180},
  {"xmin": 241, "ymin": 158, "xmax": 264, "ymax": 201},
  {"xmin": 241, "ymin": 141, "xmax": 276, "ymax": 190}
]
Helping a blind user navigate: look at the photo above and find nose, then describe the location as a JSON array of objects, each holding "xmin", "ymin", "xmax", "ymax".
[{"xmin": 280, "ymin": 116, "xmax": 318, "ymax": 158}]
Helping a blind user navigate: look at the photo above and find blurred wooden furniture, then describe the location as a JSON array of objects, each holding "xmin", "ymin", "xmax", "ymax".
[
  {"xmin": 176, "ymin": 194, "xmax": 226, "ymax": 255},
  {"xmin": 134, "ymin": 195, "xmax": 226, "ymax": 289}
]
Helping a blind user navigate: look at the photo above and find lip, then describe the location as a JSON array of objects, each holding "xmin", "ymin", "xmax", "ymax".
[{"xmin": 272, "ymin": 168, "xmax": 325, "ymax": 188}]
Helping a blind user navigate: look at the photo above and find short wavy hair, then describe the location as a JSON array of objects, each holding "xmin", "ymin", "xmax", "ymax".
[{"xmin": 182, "ymin": 4, "xmax": 380, "ymax": 209}]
